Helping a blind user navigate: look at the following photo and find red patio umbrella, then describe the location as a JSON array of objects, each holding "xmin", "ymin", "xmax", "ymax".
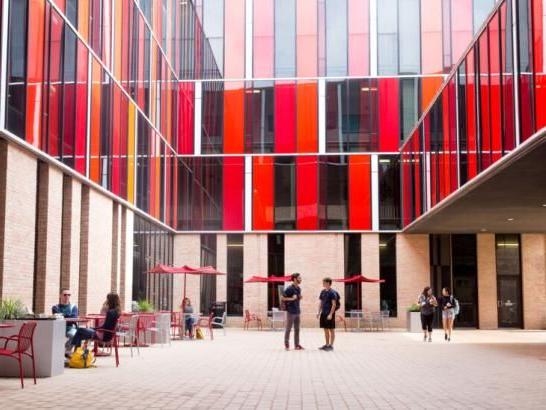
[
  {"xmin": 244, "ymin": 275, "xmax": 293, "ymax": 283},
  {"xmin": 332, "ymin": 274, "xmax": 385, "ymax": 284}
]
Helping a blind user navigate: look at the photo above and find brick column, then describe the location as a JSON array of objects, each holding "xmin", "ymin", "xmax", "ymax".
[
  {"xmin": 477, "ymin": 233, "xmax": 498, "ymax": 329},
  {"xmin": 0, "ymin": 141, "xmax": 37, "ymax": 308},
  {"xmin": 120, "ymin": 208, "xmax": 134, "ymax": 312},
  {"xmin": 173, "ymin": 234, "xmax": 201, "ymax": 309},
  {"xmin": 285, "ymin": 233, "xmax": 344, "ymax": 327},
  {"xmin": 111, "ymin": 203, "xmax": 120, "ymax": 292},
  {"xmin": 521, "ymin": 234, "xmax": 546, "ymax": 329},
  {"xmin": 78, "ymin": 186, "xmax": 90, "ymax": 315},
  {"xmin": 243, "ymin": 234, "xmax": 268, "ymax": 320},
  {"xmin": 60, "ymin": 177, "xmax": 81, "ymax": 301},
  {"xmin": 362, "ymin": 233, "xmax": 380, "ymax": 312},
  {"xmin": 34, "ymin": 162, "xmax": 64, "ymax": 313},
  {"xmin": 216, "ymin": 234, "xmax": 227, "ymax": 303},
  {"xmin": 393, "ymin": 234, "xmax": 429, "ymax": 328}
]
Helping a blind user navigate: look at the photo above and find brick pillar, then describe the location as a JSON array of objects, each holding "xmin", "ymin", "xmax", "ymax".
[
  {"xmin": 216, "ymin": 234, "xmax": 227, "ymax": 303},
  {"xmin": 111, "ymin": 203, "xmax": 120, "ymax": 292},
  {"xmin": 173, "ymin": 235, "xmax": 201, "ymax": 309},
  {"xmin": 243, "ymin": 234, "xmax": 268, "ymax": 319},
  {"xmin": 34, "ymin": 162, "xmax": 63, "ymax": 313},
  {"xmin": 60, "ymin": 177, "xmax": 81, "ymax": 301},
  {"xmin": 120, "ymin": 207, "xmax": 127, "ymax": 308},
  {"xmin": 123, "ymin": 209, "xmax": 134, "ymax": 312},
  {"xmin": 362, "ymin": 233, "xmax": 380, "ymax": 312},
  {"xmin": 0, "ymin": 141, "xmax": 37, "ymax": 308},
  {"xmin": 477, "ymin": 234, "xmax": 498, "ymax": 329},
  {"xmin": 521, "ymin": 234, "xmax": 546, "ymax": 329},
  {"xmin": 79, "ymin": 186, "xmax": 90, "ymax": 315},
  {"xmin": 394, "ymin": 234, "xmax": 429, "ymax": 328}
]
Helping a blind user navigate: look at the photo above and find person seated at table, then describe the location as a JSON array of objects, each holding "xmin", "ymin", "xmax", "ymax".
[
  {"xmin": 52, "ymin": 289, "xmax": 79, "ymax": 353},
  {"xmin": 70, "ymin": 293, "xmax": 121, "ymax": 351},
  {"xmin": 181, "ymin": 297, "xmax": 195, "ymax": 338}
]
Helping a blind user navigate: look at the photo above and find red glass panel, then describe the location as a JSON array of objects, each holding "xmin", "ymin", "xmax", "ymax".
[
  {"xmin": 401, "ymin": 147, "xmax": 412, "ymax": 227},
  {"xmin": 223, "ymin": 156, "xmax": 245, "ymax": 230},
  {"xmin": 441, "ymin": 89, "xmax": 449, "ymax": 201},
  {"xmin": 225, "ymin": 0, "xmax": 245, "ymax": 78},
  {"xmin": 178, "ymin": 82, "xmax": 194, "ymax": 154},
  {"xmin": 348, "ymin": 0, "xmax": 369, "ymax": 76},
  {"xmin": 378, "ymin": 78, "xmax": 399, "ymax": 152},
  {"xmin": 297, "ymin": 0, "xmax": 318, "ymax": 77},
  {"xmin": 421, "ymin": 0, "xmax": 443, "ymax": 74},
  {"xmin": 296, "ymin": 81, "xmax": 318, "ymax": 153},
  {"xmin": 224, "ymin": 82, "xmax": 245, "ymax": 153},
  {"xmin": 348, "ymin": 155, "xmax": 371, "ymax": 230},
  {"xmin": 413, "ymin": 131, "xmax": 422, "ymax": 218},
  {"xmin": 48, "ymin": 11, "xmax": 64, "ymax": 158},
  {"xmin": 533, "ymin": 0, "xmax": 546, "ymax": 129},
  {"xmin": 26, "ymin": 0, "xmax": 45, "ymax": 148},
  {"xmin": 253, "ymin": 0, "xmax": 274, "ymax": 77},
  {"xmin": 296, "ymin": 156, "xmax": 318, "ymax": 230},
  {"xmin": 466, "ymin": 50, "xmax": 478, "ymax": 179},
  {"xmin": 479, "ymin": 33, "xmax": 492, "ymax": 171},
  {"xmin": 500, "ymin": 3, "xmax": 515, "ymax": 153},
  {"xmin": 274, "ymin": 82, "xmax": 297, "ymax": 153},
  {"xmin": 448, "ymin": 80, "xmax": 458, "ymax": 194},
  {"xmin": 74, "ymin": 42, "xmax": 88, "ymax": 175},
  {"xmin": 252, "ymin": 156, "xmax": 274, "ymax": 230},
  {"xmin": 488, "ymin": 15, "xmax": 503, "ymax": 163},
  {"xmin": 90, "ymin": 60, "xmax": 102, "ymax": 183}
]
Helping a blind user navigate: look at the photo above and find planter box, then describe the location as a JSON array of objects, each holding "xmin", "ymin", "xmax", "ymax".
[
  {"xmin": 0, "ymin": 319, "xmax": 65, "ymax": 378},
  {"xmin": 407, "ymin": 311, "xmax": 422, "ymax": 333}
]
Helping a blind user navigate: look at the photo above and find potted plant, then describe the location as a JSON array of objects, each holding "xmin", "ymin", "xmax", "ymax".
[
  {"xmin": 137, "ymin": 299, "xmax": 155, "ymax": 313},
  {"xmin": 0, "ymin": 299, "xmax": 27, "ymax": 321},
  {"xmin": 406, "ymin": 303, "xmax": 421, "ymax": 333}
]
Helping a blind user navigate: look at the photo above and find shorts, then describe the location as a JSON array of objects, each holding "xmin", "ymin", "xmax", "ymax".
[
  {"xmin": 421, "ymin": 313, "xmax": 433, "ymax": 332},
  {"xmin": 320, "ymin": 313, "xmax": 335, "ymax": 329},
  {"xmin": 442, "ymin": 309, "xmax": 455, "ymax": 320}
]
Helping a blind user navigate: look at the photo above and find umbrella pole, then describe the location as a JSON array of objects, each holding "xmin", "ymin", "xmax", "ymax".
[{"xmin": 182, "ymin": 274, "xmax": 187, "ymax": 339}]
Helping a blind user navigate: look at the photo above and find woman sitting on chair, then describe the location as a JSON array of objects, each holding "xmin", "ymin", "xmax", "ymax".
[
  {"xmin": 181, "ymin": 297, "xmax": 195, "ymax": 338},
  {"xmin": 70, "ymin": 293, "xmax": 121, "ymax": 351}
]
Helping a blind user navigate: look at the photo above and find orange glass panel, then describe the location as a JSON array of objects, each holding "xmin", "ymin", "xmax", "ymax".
[
  {"xmin": 421, "ymin": 0, "xmax": 443, "ymax": 74},
  {"xmin": 297, "ymin": 0, "xmax": 318, "ymax": 77},
  {"xmin": 225, "ymin": 0, "xmax": 246, "ymax": 78},
  {"xmin": 90, "ymin": 60, "xmax": 102, "ymax": 183},
  {"xmin": 421, "ymin": 76, "xmax": 444, "ymax": 112},
  {"xmin": 127, "ymin": 102, "xmax": 136, "ymax": 204},
  {"xmin": 26, "ymin": 0, "xmax": 46, "ymax": 148},
  {"xmin": 78, "ymin": 0, "xmax": 89, "ymax": 41},
  {"xmin": 224, "ymin": 82, "xmax": 245, "ymax": 153},
  {"xmin": 296, "ymin": 81, "xmax": 318, "ymax": 152}
]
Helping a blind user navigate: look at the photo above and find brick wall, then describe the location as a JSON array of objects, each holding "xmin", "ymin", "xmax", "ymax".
[
  {"xmin": 242, "ymin": 234, "xmax": 268, "ymax": 322},
  {"xmin": 521, "ymin": 234, "xmax": 546, "ymax": 329},
  {"xmin": 111, "ymin": 204, "xmax": 120, "ymax": 293},
  {"xmin": 477, "ymin": 234, "xmax": 498, "ymax": 329},
  {"xmin": 61, "ymin": 177, "xmax": 82, "ymax": 303},
  {"xmin": 362, "ymin": 234, "xmax": 380, "ymax": 312},
  {"xmin": 173, "ymin": 235, "xmax": 201, "ymax": 310},
  {"xmin": 34, "ymin": 162, "xmax": 64, "ymax": 313},
  {"xmin": 216, "ymin": 234, "xmax": 227, "ymax": 303},
  {"xmin": 0, "ymin": 141, "xmax": 37, "ymax": 308}
]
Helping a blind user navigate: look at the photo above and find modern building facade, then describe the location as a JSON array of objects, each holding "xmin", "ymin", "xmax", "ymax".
[{"xmin": 0, "ymin": 0, "xmax": 544, "ymax": 329}]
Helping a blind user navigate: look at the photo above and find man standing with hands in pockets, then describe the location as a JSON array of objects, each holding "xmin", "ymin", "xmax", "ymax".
[{"xmin": 318, "ymin": 277, "xmax": 338, "ymax": 351}]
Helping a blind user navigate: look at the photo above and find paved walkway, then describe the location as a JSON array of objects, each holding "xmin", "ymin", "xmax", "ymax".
[{"xmin": 1, "ymin": 329, "xmax": 545, "ymax": 409}]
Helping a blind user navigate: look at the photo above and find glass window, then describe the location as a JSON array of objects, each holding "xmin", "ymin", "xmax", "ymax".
[
  {"xmin": 245, "ymin": 81, "xmax": 275, "ymax": 152},
  {"xmin": 344, "ymin": 234, "xmax": 362, "ymax": 314},
  {"xmin": 274, "ymin": 0, "xmax": 296, "ymax": 77},
  {"xmin": 203, "ymin": 0, "xmax": 224, "ymax": 75},
  {"xmin": 200, "ymin": 234, "xmax": 217, "ymax": 313},
  {"xmin": 319, "ymin": 156, "xmax": 348, "ymax": 229},
  {"xmin": 268, "ymin": 234, "xmax": 285, "ymax": 310},
  {"xmin": 400, "ymin": 78, "xmax": 420, "ymax": 141},
  {"xmin": 377, "ymin": 0, "xmax": 398, "ymax": 75},
  {"xmin": 227, "ymin": 234, "xmax": 244, "ymax": 316},
  {"xmin": 6, "ymin": 0, "xmax": 28, "ymax": 139},
  {"xmin": 378, "ymin": 156, "xmax": 401, "ymax": 230},
  {"xmin": 202, "ymin": 81, "xmax": 224, "ymax": 154},
  {"xmin": 62, "ymin": 27, "xmax": 78, "ymax": 168},
  {"xmin": 379, "ymin": 234, "xmax": 397, "ymax": 317},
  {"xmin": 326, "ymin": 0, "xmax": 348, "ymax": 76},
  {"xmin": 274, "ymin": 157, "xmax": 296, "ymax": 229},
  {"xmin": 473, "ymin": 0, "xmax": 495, "ymax": 34},
  {"xmin": 398, "ymin": 0, "xmax": 421, "ymax": 74}
]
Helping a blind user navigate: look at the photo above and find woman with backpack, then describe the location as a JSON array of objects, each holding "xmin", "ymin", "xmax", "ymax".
[
  {"xmin": 418, "ymin": 287, "xmax": 437, "ymax": 342},
  {"xmin": 438, "ymin": 287, "xmax": 457, "ymax": 342}
]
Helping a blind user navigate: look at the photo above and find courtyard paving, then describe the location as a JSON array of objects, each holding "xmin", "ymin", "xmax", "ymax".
[{"xmin": 0, "ymin": 328, "xmax": 545, "ymax": 409}]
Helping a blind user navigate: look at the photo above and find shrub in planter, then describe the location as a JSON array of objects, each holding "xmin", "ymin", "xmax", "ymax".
[
  {"xmin": 137, "ymin": 299, "xmax": 155, "ymax": 313},
  {"xmin": 0, "ymin": 299, "xmax": 27, "ymax": 320}
]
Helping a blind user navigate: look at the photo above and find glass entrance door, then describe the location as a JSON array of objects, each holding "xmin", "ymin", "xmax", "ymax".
[{"xmin": 496, "ymin": 234, "xmax": 523, "ymax": 328}]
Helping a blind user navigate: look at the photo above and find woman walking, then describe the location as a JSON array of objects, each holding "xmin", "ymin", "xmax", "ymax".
[
  {"xmin": 418, "ymin": 287, "xmax": 437, "ymax": 342},
  {"xmin": 438, "ymin": 287, "xmax": 456, "ymax": 341}
]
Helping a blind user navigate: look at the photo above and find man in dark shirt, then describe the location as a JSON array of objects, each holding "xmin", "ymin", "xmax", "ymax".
[
  {"xmin": 318, "ymin": 277, "xmax": 337, "ymax": 351},
  {"xmin": 282, "ymin": 273, "xmax": 304, "ymax": 350},
  {"xmin": 52, "ymin": 289, "xmax": 79, "ymax": 353}
]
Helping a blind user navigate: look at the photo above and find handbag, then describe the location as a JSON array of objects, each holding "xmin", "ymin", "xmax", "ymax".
[
  {"xmin": 68, "ymin": 346, "xmax": 95, "ymax": 369},
  {"xmin": 195, "ymin": 327, "xmax": 204, "ymax": 340}
]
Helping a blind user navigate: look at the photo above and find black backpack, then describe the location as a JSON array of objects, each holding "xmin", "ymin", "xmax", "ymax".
[{"xmin": 333, "ymin": 290, "xmax": 341, "ymax": 311}]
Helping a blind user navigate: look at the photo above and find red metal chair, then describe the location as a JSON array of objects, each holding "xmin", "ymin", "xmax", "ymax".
[
  {"xmin": 93, "ymin": 327, "xmax": 120, "ymax": 367},
  {"xmin": 244, "ymin": 310, "xmax": 263, "ymax": 330},
  {"xmin": 0, "ymin": 321, "xmax": 37, "ymax": 388},
  {"xmin": 170, "ymin": 311, "xmax": 182, "ymax": 339},
  {"xmin": 137, "ymin": 313, "xmax": 159, "ymax": 345},
  {"xmin": 336, "ymin": 315, "xmax": 348, "ymax": 332}
]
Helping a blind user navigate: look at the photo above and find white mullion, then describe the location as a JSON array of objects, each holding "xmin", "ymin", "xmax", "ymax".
[
  {"xmin": 371, "ymin": 155, "xmax": 379, "ymax": 231},
  {"xmin": 194, "ymin": 81, "xmax": 202, "ymax": 155},
  {"xmin": 245, "ymin": 0, "xmax": 253, "ymax": 79},
  {"xmin": 369, "ymin": 0, "xmax": 378, "ymax": 76},
  {"xmin": 318, "ymin": 78, "xmax": 326, "ymax": 153},
  {"xmin": 0, "ymin": 0, "xmax": 10, "ymax": 129},
  {"xmin": 245, "ymin": 156, "xmax": 252, "ymax": 232}
]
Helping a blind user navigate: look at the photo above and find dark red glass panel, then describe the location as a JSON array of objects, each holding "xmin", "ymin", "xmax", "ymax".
[
  {"xmin": 274, "ymin": 82, "xmax": 297, "ymax": 153},
  {"xmin": 379, "ymin": 78, "xmax": 399, "ymax": 152},
  {"xmin": 223, "ymin": 157, "xmax": 245, "ymax": 230},
  {"xmin": 296, "ymin": 156, "xmax": 318, "ymax": 230},
  {"xmin": 348, "ymin": 155, "xmax": 371, "ymax": 230}
]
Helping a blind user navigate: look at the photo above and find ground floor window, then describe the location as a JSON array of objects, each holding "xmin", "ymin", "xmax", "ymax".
[
  {"xmin": 227, "ymin": 234, "xmax": 244, "ymax": 316},
  {"xmin": 344, "ymin": 234, "xmax": 362, "ymax": 315},
  {"xmin": 496, "ymin": 234, "xmax": 522, "ymax": 328},
  {"xmin": 268, "ymin": 234, "xmax": 285, "ymax": 310},
  {"xmin": 200, "ymin": 234, "xmax": 217, "ymax": 313},
  {"xmin": 379, "ymin": 234, "xmax": 397, "ymax": 317}
]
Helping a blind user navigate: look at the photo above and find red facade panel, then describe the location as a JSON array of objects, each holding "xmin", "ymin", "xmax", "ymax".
[
  {"xmin": 296, "ymin": 81, "xmax": 318, "ymax": 153},
  {"xmin": 223, "ymin": 83, "xmax": 245, "ymax": 153},
  {"xmin": 223, "ymin": 157, "xmax": 245, "ymax": 230},
  {"xmin": 274, "ymin": 82, "xmax": 297, "ymax": 153},
  {"xmin": 252, "ymin": 156, "xmax": 274, "ymax": 230},
  {"xmin": 296, "ymin": 156, "xmax": 318, "ymax": 230},
  {"xmin": 378, "ymin": 78, "xmax": 399, "ymax": 152},
  {"xmin": 348, "ymin": 155, "xmax": 371, "ymax": 230}
]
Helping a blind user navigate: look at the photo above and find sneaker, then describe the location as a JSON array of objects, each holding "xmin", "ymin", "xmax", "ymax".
[
  {"xmin": 295, "ymin": 345, "xmax": 304, "ymax": 350},
  {"xmin": 285, "ymin": 343, "xmax": 290, "ymax": 351},
  {"xmin": 445, "ymin": 333, "xmax": 448, "ymax": 341},
  {"xmin": 448, "ymin": 337, "xmax": 451, "ymax": 342},
  {"xmin": 423, "ymin": 335, "xmax": 427, "ymax": 342},
  {"xmin": 428, "ymin": 337, "xmax": 432, "ymax": 342},
  {"xmin": 319, "ymin": 345, "xmax": 329, "ymax": 350},
  {"xmin": 326, "ymin": 345, "xmax": 334, "ymax": 351}
]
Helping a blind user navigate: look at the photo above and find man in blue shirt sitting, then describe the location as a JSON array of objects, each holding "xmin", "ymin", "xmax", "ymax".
[
  {"xmin": 52, "ymin": 289, "xmax": 79, "ymax": 354},
  {"xmin": 282, "ymin": 273, "xmax": 304, "ymax": 351}
]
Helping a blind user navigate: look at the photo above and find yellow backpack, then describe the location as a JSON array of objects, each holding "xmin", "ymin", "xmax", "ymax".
[
  {"xmin": 68, "ymin": 347, "xmax": 95, "ymax": 369},
  {"xmin": 195, "ymin": 327, "xmax": 204, "ymax": 340}
]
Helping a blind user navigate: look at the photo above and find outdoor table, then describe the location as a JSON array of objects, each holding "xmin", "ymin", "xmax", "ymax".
[
  {"xmin": 65, "ymin": 318, "xmax": 91, "ymax": 326},
  {"xmin": 349, "ymin": 310, "xmax": 365, "ymax": 331}
]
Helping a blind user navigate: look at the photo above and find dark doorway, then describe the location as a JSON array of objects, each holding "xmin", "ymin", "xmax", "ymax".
[{"xmin": 496, "ymin": 234, "xmax": 523, "ymax": 328}]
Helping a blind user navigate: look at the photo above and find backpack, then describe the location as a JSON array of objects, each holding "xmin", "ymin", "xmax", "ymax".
[
  {"xmin": 333, "ymin": 290, "xmax": 341, "ymax": 311},
  {"xmin": 68, "ymin": 346, "xmax": 94, "ymax": 369},
  {"xmin": 452, "ymin": 297, "xmax": 460, "ymax": 316}
]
